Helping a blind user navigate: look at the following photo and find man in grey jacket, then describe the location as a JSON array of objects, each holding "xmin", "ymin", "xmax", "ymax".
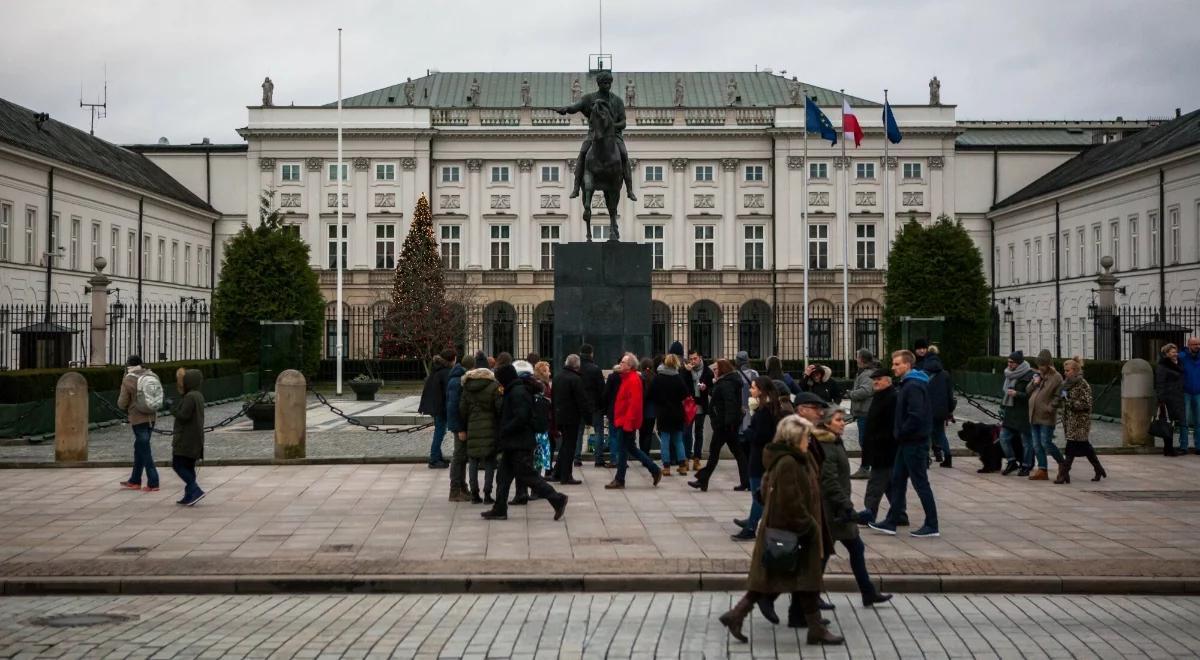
[{"xmin": 848, "ymin": 349, "xmax": 879, "ymax": 479}]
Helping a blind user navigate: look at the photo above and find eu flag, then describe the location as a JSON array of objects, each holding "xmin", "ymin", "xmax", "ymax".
[
  {"xmin": 883, "ymin": 100, "xmax": 903, "ymax": 144},
  {"xmin": 805, "ymin": 97, "xmax": 838, "ymax": 146}
]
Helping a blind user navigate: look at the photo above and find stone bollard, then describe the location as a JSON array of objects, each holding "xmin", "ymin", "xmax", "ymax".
[
  {"xmin": 55, "ymin": 372, "xmax": 88, "ymax": 462},
  {"xmin": 1121, "ymin": 358, "xmax": 1154, "ymax": 447},
  {"xmin": 274, "ymin": 369, "xmax": 306, "ymax": 460}
]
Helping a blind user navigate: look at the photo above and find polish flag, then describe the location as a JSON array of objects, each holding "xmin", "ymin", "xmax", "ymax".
[{"xmin": 842, "ymin": 98, "xmax": 863, "ymax": 148}]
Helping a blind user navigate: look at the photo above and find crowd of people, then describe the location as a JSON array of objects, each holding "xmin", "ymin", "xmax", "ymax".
[{"xmin": 1155, "ymin": 338, "xmax": 1200, "ymax": 456}]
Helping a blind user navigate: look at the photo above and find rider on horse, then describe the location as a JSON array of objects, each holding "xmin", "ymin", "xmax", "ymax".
[{"xmin": 556, "ymin": 71, "xmax": 637, "ymax": 201}]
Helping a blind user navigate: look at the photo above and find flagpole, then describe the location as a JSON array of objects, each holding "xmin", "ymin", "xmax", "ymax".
[
  {"xmin": 883, "ymin": 90, "xmax": 890, "ymax": 265},
  {"xmin": 840, "ymin": 89, "xmax": 850, "ymax": 379},
  {"xmin": 335, "ymin": 27, "xmax": 344, "ymax": 396},
  {"xmin": 802, "ymin": 92, "xmax": 810, "ymax": 370}
]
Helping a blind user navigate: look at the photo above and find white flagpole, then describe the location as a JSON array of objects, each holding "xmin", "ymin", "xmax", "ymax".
[
  {"xmin": 336, "ymin": 27, "xmax": 344, "ymax": 396},
  {"xmin": 840, "ymin": 89, "xmax": 850, "ymax": 379},
  {"xmin": 802, "ymin": 92, "xmax": 810, "ymax": 369},
  {"xmin": 883, "ymin": 90, "xmax": 891, "ymax": 265}
]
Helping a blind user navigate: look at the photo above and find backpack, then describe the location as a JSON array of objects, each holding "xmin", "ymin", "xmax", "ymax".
[
  {"xmin": 134, "ymin": 371, "xmax": 163, "ymax": 415},
  {"xmin": 531, "ymin": 392, "xmax": 551, "ymax": 434}
]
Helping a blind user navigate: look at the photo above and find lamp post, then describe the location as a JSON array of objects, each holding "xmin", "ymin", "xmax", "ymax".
[{"xmin": 1000, "ymin": 297, "xmax": 1021, "ymax": 354}]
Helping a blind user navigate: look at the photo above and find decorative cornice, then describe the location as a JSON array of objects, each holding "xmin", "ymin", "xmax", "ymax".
[
  {"xmin": 565, "ymin": 159, "xmax": 577, "ymax": 172},
  {"xmin": 928, "ymin": 156, "xmax": 945, "ymax": 170},
  {"xmin": 466, "ymin": 159, "xmax": 484, "ymax": 172},
  {"xmin": 400, "ymin": 157, "xmax": 417, "ymax": 170},
  {"xmin": 353, "ymin": 157, "xmax": 370, "ymax": 171},
  {"xmin": 670, "ymin": 158, "xmax": 689, "ymax": 172},
  {"xmin": 786, "ymin": 156, "xmax": 804, "ymax": 170},
  {"xmin": 305, "ymin": 157, "xmax": 323, "ymax": 172},
  {"xmin": 516, "ymin": 159, "xmax": 535, "ymax": 172},
  {"xmin": 258, "ymin": 157, "xmax": 276, "ymax": 171},
  {"xmin": 884, "ymin": 156, "xmax": 898, "ymax": 170},
  {"xmin": 833, "ymin": 156, "xmax": 850, "ymax": 169},
  {"xmin": 720, "ymin": 158, "xmax": 739, "ymax": 171}
]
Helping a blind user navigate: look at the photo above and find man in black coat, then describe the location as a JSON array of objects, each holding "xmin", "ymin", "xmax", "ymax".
[
  {"xmin": 869, "ymin": 351, "xmax": 939, "ymax": 538},
  {"xmin": 923, "ymin": 348, "xmax": 957, "ymax": 467},
  {"xmin": 857, "ymin": 369, "xmax": 906, "ymax": 526},
  {"xmin": 553, "ymin": 354, "xmax": 592, "ymax": 484},
  {"xmin": 482, "ymin": 364, "xmax": 568, "ymax": 521},
  {"xmin": 418, "ymin": 350, "xmax": 456, "ymax": 469},
  {"xmin": 579, "ymin": 344, "xmax": 608, "ymax": 466}
]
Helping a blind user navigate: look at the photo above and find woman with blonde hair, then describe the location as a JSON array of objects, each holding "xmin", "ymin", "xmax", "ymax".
[
  {"xmin": 718, "ymin": 415, "xmax": 843, "ymax": 646},
  {"xmin": 1058, "ymin": 357, "xmax": 1106, "ymax": 482}
]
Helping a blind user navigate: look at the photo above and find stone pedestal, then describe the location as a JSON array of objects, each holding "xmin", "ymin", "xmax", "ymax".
[
  {"xmin": 54, "ymin": 372, "xmax": 88, "ymax": 462},
  {"xmin": 87, "ymin": 257, "xmax": 111, "ymax": 367},
  {"xmin": 274, "ymin": 369, "xmax": 307, "ymax": 460},
  {"xmin": 553, "ymin": 242, "xmax": 652, "ymax": 367},
  {"xmin": 1121, "ymin": 358, "xmax": 1154, "ymax": 447}
]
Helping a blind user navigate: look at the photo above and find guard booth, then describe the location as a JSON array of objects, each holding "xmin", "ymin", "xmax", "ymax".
[
  {"xmin": 259, "ymin": 321, "xmax": 305, "ymax": 391},
  {"xmin": 12, "ymin": 322, "xmax": 80, "ymax": 369},
  {"xmin": 1125, "ymin": 319, "xmax": 1192, "ymax": 362},
  {"xmin": 899, "ymin": 316, "xmax": 945, "ymax": 353}
]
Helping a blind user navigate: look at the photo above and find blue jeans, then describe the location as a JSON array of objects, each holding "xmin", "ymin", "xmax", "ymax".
[
  {"xmin": 171, "ymin": 455, "xmax": 202, "ymax": 500},
  {"xmin": 884, "ymin": 442, "xmax": 938, "ymax": 530},
  {"xmin": 744, "ymin": 476, "xmax": 764, "ymax": 533},
  {"xmin": 998, "ymin": 426, "xmax": 1019, "ymax": 462},
  {"xmin": 931, "ymin": 418, "xmax": 951, "ymax": 459},
  {"xmin": 429, "ymin": 415, "xmax": 447, "ymax": 464},
  {"xmin": 1181, "ymin": 394, "xmax": 1200, "ymax": 451},
  {"xmin": 659, "ymin": 430, "xmax": 686, "ymax": 466},
  {"xmin": 839, "ymin": 536, "xmax": 875, "ymax": 597},
  {"xmin": 614, "ymin": 427, "xmax": 659, "ymax": 483},
  {"xmin": 607, "ymin": 417, "xmax": 622, "ymax": 466},
  {"xmin": 129, "ymin": 423, "xmax": 159, "ymax": 488},
  {"xmin": 1029, "ymin": 424, "xmax": 1064, "ymax": 469},
  {"xmin": 687, "ymin": 413, "xmax": 707, "ymax": 459},
  {"xmin": 589, "ymin": 411, "xmax": 608, "ymax": 463}
]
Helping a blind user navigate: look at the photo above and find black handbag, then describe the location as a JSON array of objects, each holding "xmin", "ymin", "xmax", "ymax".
[
  {"xmin": 760, "ymin": 527, "xmax": 804, "ymax": 574},
  {"xmin": 1150, "ymin": 404, "xmax": 1174, "ymax": 442}
]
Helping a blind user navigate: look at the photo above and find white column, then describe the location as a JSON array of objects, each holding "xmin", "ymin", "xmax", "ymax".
[
  {"xmin": 352, "ymin": 159, "xmax": 371, "ymax": 270},
  {"xmin": 517, "ymin": 159, "xmax": 534, "ymax": 269},
  {"xmin": 671, "ymin": 158, "xmax": 688, "ymax": 269},
  {"xmin": 306, "ymin": 158, "xmax": 322, "ymax": 268},
  {"xmin": 930, "ymin": 155, "xmax": 945, "ymax": 220},
  {"xmin": 467, "ymin": 160, "xmax": 483, "ymax": 269},
  {"xmin": 721, "ymin": 159, "xmax": 738, "ymax": 269}
]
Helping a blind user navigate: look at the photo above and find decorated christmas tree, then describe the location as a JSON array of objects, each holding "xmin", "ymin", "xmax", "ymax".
[{"xmin": 385, "ymin": 194, "xmax": 452, "ymax": 372}]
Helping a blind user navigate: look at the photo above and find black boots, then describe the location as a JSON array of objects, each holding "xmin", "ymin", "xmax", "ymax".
[
  {"xmin": 1086, "ymin": 453, "xmax": 1107, "ymax": 480},
  {"xmin": 1054, "ymin": 457, "xmax": 1072, "ymax": 484},
  {"xmin": 719, "ymin": 594, "xmax": 757, "ymax": 642}
]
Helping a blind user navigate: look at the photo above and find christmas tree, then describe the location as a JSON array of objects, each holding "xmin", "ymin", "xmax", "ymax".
[{"xmin": 386, "ymin": 194, "xmax": 452, "ymax": 373}]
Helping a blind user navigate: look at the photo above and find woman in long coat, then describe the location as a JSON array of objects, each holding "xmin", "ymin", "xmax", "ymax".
[{"xmin": 718, "ymin": 416, "xmax": 844, "ymax": 646}]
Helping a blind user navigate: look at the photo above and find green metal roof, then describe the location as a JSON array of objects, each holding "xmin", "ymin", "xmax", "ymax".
[
  {"xmin": 956, "ymin": 128, "xmax": 1097, "ymax": 148},
  {"xmin": 328, "ymin": 72, "xmax": 877, "ymax": 109}
]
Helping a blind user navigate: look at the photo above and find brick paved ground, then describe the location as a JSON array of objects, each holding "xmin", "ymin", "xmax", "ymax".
[
  {"xmin": 0, "ymin": 454, "xmax": 1198, "ymax": 579},
  {"xmin": 0, "ymin": 391, "xmax": 1130, "ymax": 463},
  {"xmin": 1, "ymin": 592, "xmax": 1198, "ymax": 658}
]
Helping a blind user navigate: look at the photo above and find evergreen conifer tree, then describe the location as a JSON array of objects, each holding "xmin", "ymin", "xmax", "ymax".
[{"xmin": 387, "ymin": 194, "xmax": 452, "ymax": 373}]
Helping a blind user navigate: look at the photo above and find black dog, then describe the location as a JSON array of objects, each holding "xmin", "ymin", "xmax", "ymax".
[{"xmin": 958, "ymin": 421, "xmax": 1023, "ymax": 473}]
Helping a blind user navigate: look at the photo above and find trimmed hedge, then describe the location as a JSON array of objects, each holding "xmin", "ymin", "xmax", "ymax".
[
  {"xmin": 964, "ymin": 356, "xmax": 1123, "ymax": 385},
  {"xmin": 0, "ymin": 359, "xmax": 244, "ymax": 404}
]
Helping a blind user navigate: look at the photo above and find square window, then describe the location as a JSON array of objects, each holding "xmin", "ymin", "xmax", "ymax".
[
  {"xmin": 694, "ymin": 165, "xmax": 713, "ymax": 182},
  {"xmin": 856, "ymin": 162, "xmax": 876, "ymax": 180},
  {"xmin": 375, "ymin": 163, "xmax": 395, "ymax": 181},
  {"xmin": 902, "ymin": 162, "xmax": 922, "ymax": 179},
  {"xmin": 809, "ymin": 162, "xmax": 828, "ymax": 179},
  {"xmin": 744, "ymin": 165, "xmax": 764, "ymax": 182},
  {"xmin": 645, "ymin": 165, "xmax": 664, "ymax": 182},
  {"xmin": 540, "ymin": 166, "xmax": 560, "ymax": 183},
  {"xmin": 491, "ymin": 166, "xmax": 510, "ymax": 183},
  {"xmin": 327, "ymin": 163, "xmax": 348, "ymax": 181},
  {"xmin": 441, "ymin": 166, "xmax": 461, "ymax": 183},
  {"xmin": 281, "ymin": 164, "xmax": 301, "ymax": 182}
]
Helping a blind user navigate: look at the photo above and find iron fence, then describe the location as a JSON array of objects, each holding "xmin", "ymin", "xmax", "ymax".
[
  {"xmin": 323, "ymin": 300, "xmax": 884, "ymax": 368},
  {"xmin": 1094, "ymin": 305, "xmax": 1200, "ymax": 362}
]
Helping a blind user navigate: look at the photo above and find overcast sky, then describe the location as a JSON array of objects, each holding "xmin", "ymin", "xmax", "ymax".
[{"xmin": 2, "ymin": 0, "xmax": 1197, "ymax": 145}]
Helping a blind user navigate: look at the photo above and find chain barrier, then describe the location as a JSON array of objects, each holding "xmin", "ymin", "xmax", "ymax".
[
  {"xmin": 953, "ymin": 372, "xmax": 1123, "ymax": 424},
  {"xmin": 89, "ymin": 389, "xmax": 267, "ymax": 436},
  {"xmin": 1, "ymin": 397, "xmax": 49, "ymax": 432},
  {"xmin": 308, "ymin": 388, "xmax": 434, "ymax": 434}
]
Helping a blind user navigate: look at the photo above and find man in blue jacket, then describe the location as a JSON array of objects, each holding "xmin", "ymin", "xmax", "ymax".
[
  {"xmin": 445, "ymin": 354, "xmax": 471, "ymax": 502},
  {"xmin": 869, "ymin": 350, "xmax": 939, "ymax": 538},
  {"xmin": 1181, "ymin": 337, "xmax": 1200, "ymax": 454}
]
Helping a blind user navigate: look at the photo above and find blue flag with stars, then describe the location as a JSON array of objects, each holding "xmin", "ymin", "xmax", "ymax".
[{"xmin": 805, "ymin": 97, "xmax": 837, "ymax": 146}]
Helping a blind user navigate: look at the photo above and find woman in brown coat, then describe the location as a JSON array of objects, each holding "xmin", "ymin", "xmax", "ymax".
[{"xmin": 718, "ymin": 415, "xmax": 843, "ymax": 646}]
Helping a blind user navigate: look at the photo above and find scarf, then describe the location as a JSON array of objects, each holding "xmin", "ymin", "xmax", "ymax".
[{"xmin": 1002, "ymin": 360, "xmax": 1032, "ymax": 394}]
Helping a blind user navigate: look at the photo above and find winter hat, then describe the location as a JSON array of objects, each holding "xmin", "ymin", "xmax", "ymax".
[
  {"xmin": 668, "ymin": 340, "xmax": 685, "ymax": 358},
  {"xmin": 1036, "ymin": 349, "xmax": 1053, "ymax": 367},
  {"xmin": 495, "ymin": 364, "xmax": 518, "ymax": 387},
  {"xmin": 474, "ymin": 350, "xmax": 488, "ymax": 367},
  {"xmin": 914, "ymin": 338, "xmax": 930, "ymax": 351},
  {"xmin": 869, "ymin": 368, "xmax": 892, "ymax": 380},
  {"xmin": 735, "ymin": 350, "xmax": 750, "ymax": 367},
  {"xmin": 794, "ymin": 392, "xmax": 827, "ymax": 407},
  {"xmin": 513, "ymin": 360, "xmax": 534, "ymax": 376},
  {"xmin": 1008, "ymin": 350, "xmax": 1024, "ymax": 363}
]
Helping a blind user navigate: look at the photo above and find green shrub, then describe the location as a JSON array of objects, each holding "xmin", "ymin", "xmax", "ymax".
[
  {"xmin": 964, "ymin": 356, "xmax": 1123, "ymax": 385},
  {"xmin": 0, "ymin": 359, "xmax": 242, "ymax": 403}
]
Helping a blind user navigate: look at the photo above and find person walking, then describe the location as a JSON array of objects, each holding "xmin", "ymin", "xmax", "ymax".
[
  {"xmin": 802, "ymin": 365, "xmax": 843, "ymax": 404},
  {"xmin": 847, "ymin": 349, "xmax": 879, "ymax": 479},
  {"xmin": 689, "ymin": 359, "xmax": 749, "ymax": 492},
  {"xmin": 117, "ymin": 355, "xmax": 160, "ymax": 492},
  {"xmin": 170, "ymin": 368, "xmax": 206, "ymax": 506},
  {"xmin": 734, "ymin": 351, "xmax": 759, "ymax": 433},
  {"xmin": 814, "ymin": 406, "xmax": 893, "ymax": 608},
  {"xmin": 924, "ymin": 346, "xmax": 957, "ymax": 468},
  {"xmin": 913, "ymin": 338, "xmax": 930, "ymax": 371},
  {"xmin": 1157, "ymin": 343, "xmax": 1187, "ymax": 457},
  {"xmin": 1026, "ymin": 350, "xmax": 1066, "ymax": 481},
  {"xmin": 445, "ymin": 354, "xmax": 471, "ymax": 502},
  {"xmin": 999, "ymin": 351, "xmax": 1035, "ymax": 475},
  {"xmin": 1181, "ymin": 337, "xmax": 1200, "ymax": 454},
  {"xmin": 419, "ymin": 350, "xmax": 455, "ymax": 469},
  {"xmin": 731, "ymin": 377, "xmax": 783, "ymax": 541},
  {"xmin": 649, "ymin": 354, "xmax": 690, "ymax": 476},
  {"xmin": 606, "ymin": 354, "xmax": 663, "ymax": 489},
  {"xmin": 717, "ymin": 416, "xmax": 843, "ymax": 646},
  {"xmin": 460, "ymin": 363, "xmax": 502, "ymax": 504},
  {"xmin": 481, "ymin": 364, "xmax": 567, "ymax": 521},
  {"xmin": 552, "ymin": 354, "xmax": 591, "ymax": 485},
  {"xmin": 869, "ymin": 350, "xmax": 939, "ymax": 538},
  {"xmin": 1057, "ymin": 356, "xmax": 1106, "ymax": 483},
  {"xmin": 579, "ymin": 344, "xmax": 608, "ymax": 467},
  {"xmin": 857, "ymin": 369, "xmax": 905, "ymax": 526},
  {"xmin": 637, "ymin": 358, "xmax": 658, "ymax": 455},
  {"xmin": 602, "ymin": 368, "xmax": 624, "ymax": 468},
  {"xmin": 686, "ymin": 349, "xmax": 714, "ymax": 472}
]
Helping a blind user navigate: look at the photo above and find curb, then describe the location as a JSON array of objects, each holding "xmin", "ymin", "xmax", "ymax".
[{"xmin": 4, "ymin": 573, "xmax": 1200, "ymax": 597}]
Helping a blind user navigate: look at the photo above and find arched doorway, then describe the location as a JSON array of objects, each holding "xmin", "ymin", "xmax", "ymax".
[
  {"xmin": 484, "ymin": 301, "xmax": 516, "ymax": 358},
  {"xmin": 689, "ymin": 300, "xmax": 722, "ymax": 360},
  {"xmin": 738, "ymin": 299, "xmax": 772, "ymax": 360}
]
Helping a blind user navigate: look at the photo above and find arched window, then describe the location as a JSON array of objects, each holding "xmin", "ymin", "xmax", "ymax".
[
  {"xmin": 738, "ymin": 299, "xmax": 772, "ymax": 360},
  {"xmin": 689, "ymin": 300, "xmax": 722, "ymax": 360},
  {"xmin": 851, "ymin": 299, "xmax": 881, "ymax": 358},
  {"xmin": 534, "ymin": 301, "xmax": 555, "ymax": 364},
  {"xmin": 807, "ymin": 300, "xmax": 834, "ymax": 359},
  {"xmin": 484, "ymin": 301, "xmax": 516, "ymax": 357}
]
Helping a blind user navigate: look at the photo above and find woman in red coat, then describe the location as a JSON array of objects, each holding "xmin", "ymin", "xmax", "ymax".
[{"xmin": 606, "ymin": 353, "xmax": 664, "ymax": 489}]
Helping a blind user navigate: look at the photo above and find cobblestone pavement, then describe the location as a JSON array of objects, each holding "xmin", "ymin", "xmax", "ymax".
[
  {"xmin": 2, "ymin": 592, "xmax": 1198, "ymax": 658},
  {"xmin": 0, "ymin": 392, "xmax": 1127, "ymax": 463},
  {"xmin": 0, "ymin": 454, "xmax": 1198, "ymax": 579}
]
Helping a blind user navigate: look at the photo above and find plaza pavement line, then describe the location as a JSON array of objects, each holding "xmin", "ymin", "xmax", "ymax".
[{"xmin": 3, "ymin": 573, "xmax": 1199, "ymax": 597}]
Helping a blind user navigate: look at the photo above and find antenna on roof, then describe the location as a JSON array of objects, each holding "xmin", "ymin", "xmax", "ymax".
[{"xmin": 80, "ymin": 64, "xmax": 108, "ymax": 136}]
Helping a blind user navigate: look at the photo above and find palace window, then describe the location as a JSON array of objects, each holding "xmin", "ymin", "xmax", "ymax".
[
  {"xmin": 855, "ymin": 162, "xmax": 875, "ymax": 180},
  {"xmin": 591, "ymin": 224, "xmax": 611, "ymax": 241},
  {"xmin": 327, "ymin": 162, "xmax": 348, "ymax": 181},
  {"xmin": 539, "ymin": 225, "xmax": 560, "ymax": 270},
  {"xmin": 281, "ymin": 164, "xmax": 301, "ymax": 182},
  {"xmin": 809, "ymin": 162, "xmax": 828, "ymax": 180},
  {"xmin": 1062, "ymin": 231, "xmax": 1071, "ymax": 278},
  {"xmin": 1129, "ymin": 216, "xmax": 1139, "ymax": 269},
  {"xmin": 110, "ymin": 227, "xmax": 119, "ymax": 274},
  {"xmin": 375, "ymin": 224, "xmax": 396, "ymax": 269},
  {"xmin": 1034, "ymin": 238, "xmax": 1042, "ymax": 281},
  {"xmin": 644, "ymin": 165, "xmax": 663, "ymax": 182},
  {"xmin": 856, "ymin": 223, "xmax": 876, "ymax": 269},
  {"xmin": 327, "ymin": 224, "xmax": 348, "ymax": 269},
  {"xmin": 490, "ymin": 225, "xmax": 511, "ymax": 269},
  {"xmin": 1007, "ymin": 244, "xmax": 1014, "ymax": 284},
  {"xmin": 127, "ymin": 231, "xmax": 135, "ymax": 277},
  {"xmin": 540, "ymin": 166, "xmax": 560, "ymax": 183},
  {"xmin": 441, "ymin": 166, "xmax": 460, "ymax": 183},
  {"xmin": 1110, "ymin": 220, "xmax": 1120, "ymax": 270},
  {"xmin": 1024, "ymin": 240, "xmax": 1031, "ymax": 282},
  {"xmin": 157, "ymin": 238, "xmax": 166, "ymax": 280},
  {"xmin": 809, "ymin": 224, "xmax": 828, "ymax": 270},
  {"xmin": 90, "ymin": 221, "xmax": 100, "ymax": 266},
  {"xmin": 744, "ymin": 224, "xmax": 765, "ymax": 270},
  {"xmin": 0, "ymin": 202, "xmax": 10, "ymax": 262},
  {"xmin": 69, "ymin": 217, "xmax": 80, "ymax": 270},
  {"xmin": 375, "ymin": 163, "xmax": 396, "ymax": 181},
  {"xmin": 170, "ymin": 241, "xmax": 179, "ymax": 282},
  {"xmin": 1170, "ymin": 207, "xmax": 1180, "ymax": 264},
  {"xmin": 902, "ymin": 162, "xmax": 922, "ymax": 179},
  {"xmin": 643, "ymin": 225, "xmax": 664, "ymax": 269},
  {"xmin": 744, "ymin": 165, "xmax": 764, "ymax": 182},
  {"xmin": 184, "ymin": 244, "xmax": 191, "ymax": 285},
  {"xmin": 695, "ymin": 165, "xmax": 714, "ymax": 182},
  {"xmin": 25, "ymin": 208, "xmax": 37, "ymax": 264},
  {"xmin": 491, "ymin": 166, "xmax": 510, "ymax": 183},
  {"xmin": 1092, "ymin": 224, "xmax": 1101, "ymax": 274},
  {"xmin": 1149, "ymin": 211, "xmax": 1159, "ymax": 266},
  {"xmin": 694, "ymin": 225, "xmax": 715, "ymax": 270}
]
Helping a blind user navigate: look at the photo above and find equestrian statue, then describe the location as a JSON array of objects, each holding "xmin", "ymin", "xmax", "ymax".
[{"xmin": 556, "ymin": 71, "xmax": 636, "ymax": 241}]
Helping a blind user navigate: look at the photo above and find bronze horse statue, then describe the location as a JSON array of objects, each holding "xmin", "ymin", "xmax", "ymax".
[{"xmin": 581, "ymin": 97, "xmax": 624, "ymax": 241}]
